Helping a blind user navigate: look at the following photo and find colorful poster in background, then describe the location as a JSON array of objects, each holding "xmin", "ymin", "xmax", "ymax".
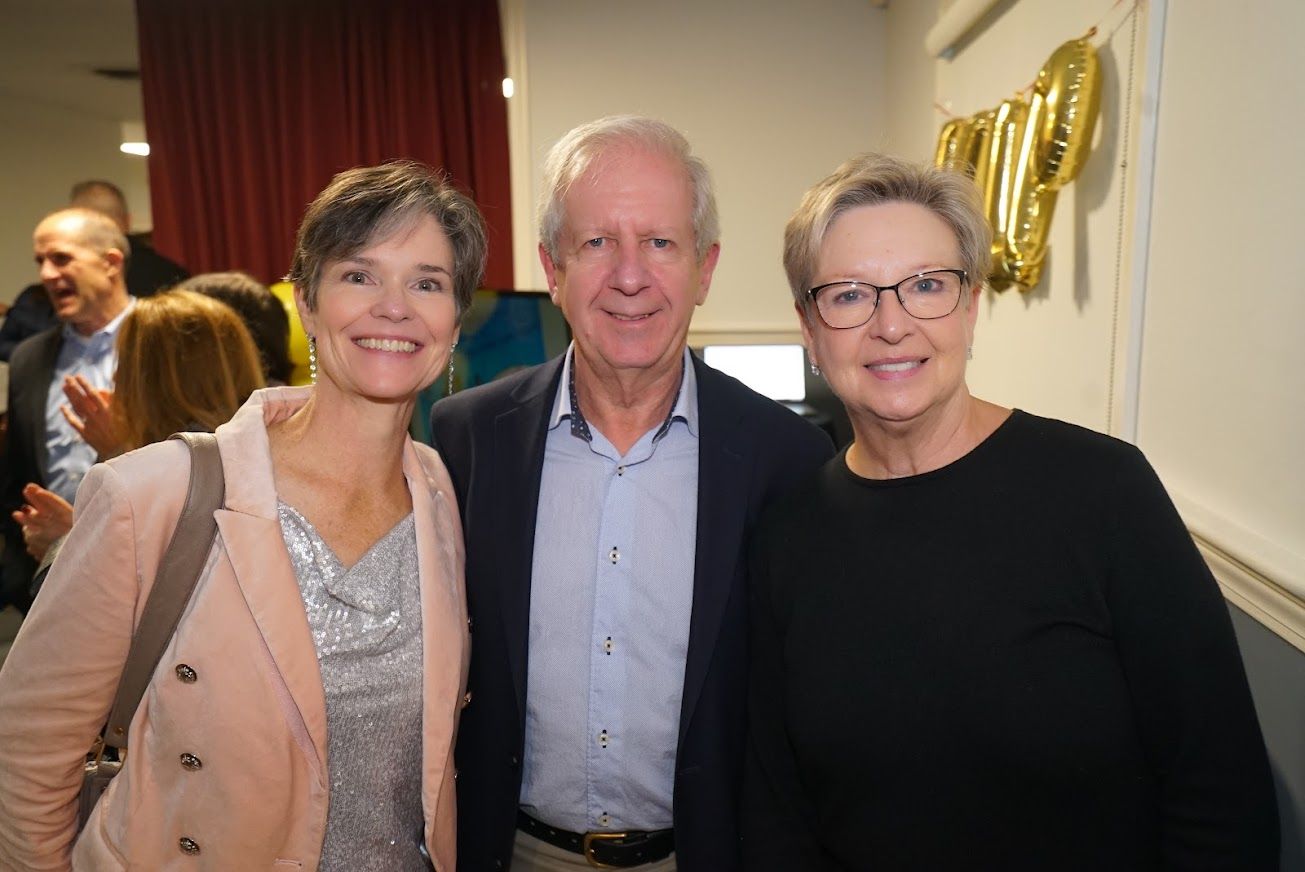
[{"xmin": 411, "ymin": 289, "xmax": 570, "ymax": 443}]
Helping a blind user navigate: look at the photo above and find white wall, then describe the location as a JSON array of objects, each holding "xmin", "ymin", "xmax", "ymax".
[
  {"xmin": 504, "ymin": 0, "xmax": 888, "ymax": 345},
  {"xmin": 1137, "ymin": 0, "xmax": 1305, "ymax": 601},
  {"xmin": 0, "ymin": 92, "xmax": 152, "ymax": 306}
]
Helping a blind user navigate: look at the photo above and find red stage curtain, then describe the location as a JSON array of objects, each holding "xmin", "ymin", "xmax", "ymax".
[{"xmin": 136, "ymin": 0, "xmax": 512, "ymax": 288}]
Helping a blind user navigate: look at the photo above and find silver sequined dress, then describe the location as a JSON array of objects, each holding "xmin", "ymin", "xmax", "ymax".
[{"xmin": 278, "ymin": 501, "xmax": 428, "ymax": 871}]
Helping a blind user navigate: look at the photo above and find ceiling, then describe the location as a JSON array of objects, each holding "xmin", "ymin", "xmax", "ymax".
[{"xmin": 0, "ymin": 0, "xmax": 142, "ymax": 122}]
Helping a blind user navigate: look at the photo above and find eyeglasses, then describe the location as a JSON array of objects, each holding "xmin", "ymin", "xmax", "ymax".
[{"xmin": 806, "ymin": 269, "xmax": 968, "ymax": 329}]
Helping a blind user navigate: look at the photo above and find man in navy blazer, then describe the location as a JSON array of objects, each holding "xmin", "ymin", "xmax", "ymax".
[{"xmin": 430, "ymin": 116, "xmax": 832, "ymax": 871}]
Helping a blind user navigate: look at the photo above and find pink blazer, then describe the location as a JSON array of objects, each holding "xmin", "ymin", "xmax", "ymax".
[{"xmin": 0, "ymin": 387, "xmax": 469, "ymax": 870}]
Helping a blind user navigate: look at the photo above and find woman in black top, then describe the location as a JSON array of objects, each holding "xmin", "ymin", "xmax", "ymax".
[{"xmin": 741, "ymin": 153, "xmax": 1278, "ymax": 870}]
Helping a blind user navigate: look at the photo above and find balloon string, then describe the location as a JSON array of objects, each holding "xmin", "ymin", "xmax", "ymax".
[{"xmin": 1088, "ymin": 0, "xmax": 1141, "ymax": 44}]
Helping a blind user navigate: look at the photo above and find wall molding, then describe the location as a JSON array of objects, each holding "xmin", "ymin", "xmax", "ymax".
[
  {"xmin": 1199, "ymin": 536, "xmax": 1305, "ymax": 655},
  {"xmin": 1173, "ymin": 490, "xmax": 1305, "ymax": 652},
  {"xmin": 1120, "ymin": 0, "xmax": 1168, "ymax": 443}
]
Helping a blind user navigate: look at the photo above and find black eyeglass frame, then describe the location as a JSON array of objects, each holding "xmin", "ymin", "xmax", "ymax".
[{"xmin": 805, "ymin": 268, "xmax": 970, "ymax": 329}]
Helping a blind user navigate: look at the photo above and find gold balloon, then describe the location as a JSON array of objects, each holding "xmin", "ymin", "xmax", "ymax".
[
  {"xmin": 934, "ymin": 36, "xmax": 1101, "ymax": 292},
  {"xmin": 1029, "ymin": 37, "xmax": 1101, "ymax": 190},
  {"xmin": 983, "ymin": 99, "xmax": 1028, "ymax": 291}
]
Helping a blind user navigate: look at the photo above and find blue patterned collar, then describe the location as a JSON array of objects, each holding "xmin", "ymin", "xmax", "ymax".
[{"xmin": 549, "ymin": 344, "xmax": 697, "ymax": 442}]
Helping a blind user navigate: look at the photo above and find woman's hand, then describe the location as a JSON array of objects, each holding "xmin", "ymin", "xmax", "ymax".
[
  {"xmin": 11, "ymin": 484, "xmax": 74, "ymax": 561},
  {"xmin": 61, "ymin": 374, "xmax": 125, "ymax": 459}
]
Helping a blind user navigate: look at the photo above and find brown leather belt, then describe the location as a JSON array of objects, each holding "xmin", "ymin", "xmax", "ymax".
[{"xmin": 517, "ymin": 809, "xmax": 674, "ymax": 868}]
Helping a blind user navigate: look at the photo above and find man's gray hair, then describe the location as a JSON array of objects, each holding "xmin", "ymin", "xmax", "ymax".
[{"xmin": 538, "ymin": 115, "xmax": 719, "ymax": 263}]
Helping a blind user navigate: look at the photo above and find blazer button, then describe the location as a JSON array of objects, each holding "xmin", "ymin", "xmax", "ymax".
[
  {"xmin": 179, "ymin": 753, "xmax": 203, "ymax": 771},
  {"xmin": 178, "ymin": 836, "xmax": 201, "ymax": 855},
  {"xmin": 175, "ymin": 664, "xmax": 198, "ymax": 683},
  {"xmin": 508, "ymin": 754, "xmax": 519, "ymax": 768}
]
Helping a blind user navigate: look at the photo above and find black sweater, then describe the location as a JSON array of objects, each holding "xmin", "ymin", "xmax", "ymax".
[{"xmin": 742, "ymin": 410, "xmax": 1277, "ymax": 870}]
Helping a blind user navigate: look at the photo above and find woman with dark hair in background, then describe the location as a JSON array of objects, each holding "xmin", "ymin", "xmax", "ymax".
[
  {"xmin": 178, "ymin": 271, "xmax": 294, "ymax": 385},
  {"xmin": 742, "ymin": 153, "xmax": 1278, "ymax": 870},
  {"xmin": 0, "ymin": 160, "xmax": 482, "ymax": 870}
]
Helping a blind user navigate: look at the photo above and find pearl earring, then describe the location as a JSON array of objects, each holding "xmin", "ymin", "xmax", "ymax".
[{"xmin": 308, "ymin": 335, "xmax": 318, "ymax": 384}]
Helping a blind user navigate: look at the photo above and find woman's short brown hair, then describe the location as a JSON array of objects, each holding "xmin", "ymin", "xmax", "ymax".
[
  {"xmin": 286, "ymin": 160, "xmax": 488, "ymax": 318},
  {"xmin": 113, "ymin": 290, "xmax": 266, "ymax": 450},
  {"xmin": 783, "ymin": 153, "xmax": 991, "ymax": 311}
]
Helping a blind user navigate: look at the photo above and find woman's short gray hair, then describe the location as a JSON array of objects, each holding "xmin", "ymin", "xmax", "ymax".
[
  {"xmin": 538, "ymin": 115, "xmax": 719, "ymax": 263},
  {"xmin": 783, "ymin": 153, "xmax": 991, "ymax": 310},
  {"xmin": 287, "ymin": 160, "xmax": 487, "ymax": 319}
]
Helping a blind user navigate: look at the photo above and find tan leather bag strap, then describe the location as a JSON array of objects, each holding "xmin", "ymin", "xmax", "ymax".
[{"xmin": 103, "ymin": 432, "xmax": 225, "ymax": 750}]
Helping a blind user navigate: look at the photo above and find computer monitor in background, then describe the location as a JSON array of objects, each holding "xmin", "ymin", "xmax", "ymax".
[
  {"xmin": 702, "ymin": 344, "xmax": 806, "ymax": 402},
  {"xmin": 699, "ymin": 342, "xmax": 851, "ymax": 446},
  {"xmin": 411, "ymin": 289, "xmax": 570, "ymax": 443}
]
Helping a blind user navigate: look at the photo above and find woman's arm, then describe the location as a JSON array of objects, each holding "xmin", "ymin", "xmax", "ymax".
[
  {"xmin": 1103, "ymin": 446, "xmax": 1279, "ymax": 868},
  {"xmin": 740, "ymin": 535, "xmax": 826, "ymax": 870},
  {"xmin": 0, "ymin": 464, "xmax": 140, "ymax": 871}
]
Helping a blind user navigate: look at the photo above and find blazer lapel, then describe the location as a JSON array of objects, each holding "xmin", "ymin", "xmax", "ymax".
[
  {"xmin": 211, "ymin": 387, "xmax": 328, "ymax": 774},
  {"xmin": 679, "ymin": 357, "xmax": 749, "ymax": 742},
  {"xmin": 407, "ymin": 441, "xmax": 465, "ymax": 824},
  {"xmin": 495, "ymin": 359, "xmax": 563, "ymax": 725},
  {"xmin": 218, "ymin": 509, "xmax": 329, "ymax": 773}
]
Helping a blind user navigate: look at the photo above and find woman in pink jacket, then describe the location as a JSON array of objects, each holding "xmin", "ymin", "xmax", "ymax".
[{"xmin": 0, "ymin": 160, "xmax": 483, "ymax": 871}]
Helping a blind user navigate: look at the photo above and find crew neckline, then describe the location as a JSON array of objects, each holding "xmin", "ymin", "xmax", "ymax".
[{"xmin": 836, "ymin": 408, "xmax": 1025, "ymax": 489}]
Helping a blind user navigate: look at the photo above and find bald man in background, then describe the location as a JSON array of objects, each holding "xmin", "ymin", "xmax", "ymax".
[
  {"xmin": 1, "ymin": 209, "xmax": 133, "ymax": 612},
  {"xmin": 0, "ymin": 180, "xmax": 187, "ymax": 361}
]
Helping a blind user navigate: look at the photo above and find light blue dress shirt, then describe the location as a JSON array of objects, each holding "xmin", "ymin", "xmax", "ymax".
[
  {"xmin": 43, "ymin": 301, "xmax": 133, "ymax": 503},
  {"xmin": 520, "ymin": 345, "xmax": 699, "ymax": 833}
]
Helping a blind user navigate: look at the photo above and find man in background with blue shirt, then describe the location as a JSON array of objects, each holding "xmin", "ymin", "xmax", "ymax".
[
  {"xmin": 430, "ymin": 116, "xmax": 832, "ymax": 871},
  {"xmin": 1, "ymin": 208, "xmax": 132, "ymax": 612}
]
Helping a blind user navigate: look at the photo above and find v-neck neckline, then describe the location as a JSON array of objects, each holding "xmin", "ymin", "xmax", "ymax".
[{"xmin": 277, "ymin": 500, "xmax": 414, "ymax": 574}]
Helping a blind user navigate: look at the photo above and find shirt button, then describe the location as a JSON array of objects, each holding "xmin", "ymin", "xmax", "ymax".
[
  {"xmin": 608, "ymin": 547, "xmax": 620, "ymax": 564},
  {"xmin": 602, "ymin": 637, "xmax": 614, "ymax": 655},
  {"xmin": 179, "ymin": 753, "xmax": 203, "ymax": 771},
  {"xmin": 598, "ymin": 813, "xmax": 611, "ymax": 826},
  {"xmin": 616, "ymin": 465, "xmax": 626, "ymax": 476},
  {"xmin": 178, "ymin": 836, "xmax": 201, "ymax": 855},
  {"xmin": 598, "ymin": 729, "xmax": 609, "ymax": 749},
  {"xmin": 175, "ymin": 664, "xmax": 198, "ymax": 683}
]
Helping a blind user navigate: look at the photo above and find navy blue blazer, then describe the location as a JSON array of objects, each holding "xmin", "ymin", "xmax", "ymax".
[
  {"xmin": 1, "ymin": 327, "xmax": 63, "ymax": 611},
  {"xmin": 429, "ymin": 353, "xmax": 833, "ymax": 871}
]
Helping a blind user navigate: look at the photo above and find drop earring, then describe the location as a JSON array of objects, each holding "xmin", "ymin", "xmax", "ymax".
[
  {"xmin": 809, "ymin": 361, "xmax": 821, "ymax": 377},
  {"xmin": 308, "ymin": 335, "xmax": 318, "ymax": 384},
  {"xmin": 966, "ymin": 345, "xmax": 973, "ymax": 361},
  {"xmin": 447, "ymin": 342, "xmax": 458, "ymax": 395}
]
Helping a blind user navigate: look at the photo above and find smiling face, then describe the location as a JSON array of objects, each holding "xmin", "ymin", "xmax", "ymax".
[
  {"xmin": 802, "ymin": 201, "xmax": 979, "ymax": 431},
  {"xmin": 33, "ymin": 214, "xmax": 127, "ymax": 335},
  {"xmin": 540, "ymin": 145, "xmax": 719, "ymax": 384},
  {"xmin": 298, "ymin": 213, "xmax": 460, "ymax": 405}
]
